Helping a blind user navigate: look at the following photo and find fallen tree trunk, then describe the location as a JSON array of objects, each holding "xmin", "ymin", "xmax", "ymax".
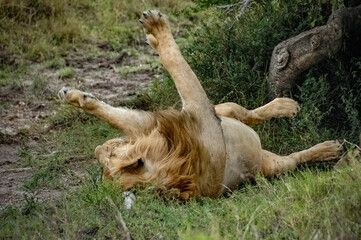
[{"xmin": 269, "ymin": 4, "xmax": 361, "ymax": 97}]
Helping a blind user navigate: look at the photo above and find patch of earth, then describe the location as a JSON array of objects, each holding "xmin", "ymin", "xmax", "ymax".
[
  {"xmin": 0, "ymin": 143, "xmax": 20, "ymax": 165},
  {"xmin": 47, "ymin": 45, "xmax": 159, "ymax": 105},
  {"xmin": 0, "ymin": 167, "xmax": 66, "ymax": 211},
  {"xmin": 0, "ymin": 44, "xmax": 161, "ymax": 210},
  {"xmin": 0, "ymin": 167, "xmax": 33, "ymax": 210},
  {"xmin": 0, "ymin": 86, "xmax": 53, "ymax": 136},
  {"xmin": 0, "ymin": 45, "xmax": 159, "ymax": 136},
  {"xmin": 0, "ymin": 144, "xmax": 102, "ymax": 211}
]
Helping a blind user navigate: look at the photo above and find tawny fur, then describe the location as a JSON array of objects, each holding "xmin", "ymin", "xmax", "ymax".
[{"xmin": 58, "ymin": 10, "xmax": 342, "ymax": 200}]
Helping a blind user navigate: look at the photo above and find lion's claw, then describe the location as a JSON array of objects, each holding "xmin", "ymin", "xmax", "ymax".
[
  {"xmin": 139, "ymin": 10, "xmax": 171, "ymax": 49},
  {"xmin": 58, "ymin": 87, "xmax": 70, "ymax": 101}
]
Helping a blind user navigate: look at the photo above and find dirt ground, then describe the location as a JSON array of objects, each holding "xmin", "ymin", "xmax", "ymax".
[{"xmin": 0, "ymin": 45, "xmax": 159, "ymax": 210}]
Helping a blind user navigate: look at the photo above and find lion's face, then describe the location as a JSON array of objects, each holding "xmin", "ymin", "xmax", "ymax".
[
  {"xmin": 94, "ymin": 135, "xmax": 163, "ymax": 189},
  {"xmin": 95, "ymin": 139, "xmax": 147, "ymax": 182},
  {"xmin": 93, "ymin": 114, "xmax": 201, "ymax": 199},
  {"xmin": 95, "ymin": 138, "xmax": 126, "ymax": 181}
]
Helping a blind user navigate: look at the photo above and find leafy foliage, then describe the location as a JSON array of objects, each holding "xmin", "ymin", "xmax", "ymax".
[{"xmin": 176, "ymin": 0, "xmax": 361, "ymax": 146}]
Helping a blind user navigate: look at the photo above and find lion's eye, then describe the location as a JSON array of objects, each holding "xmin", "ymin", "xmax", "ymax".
[
  {"xmin": 137, "ymin": 158, "xmax": 144, "ymax": 167},
  {"xmin": 124, "ymin": 158, "xmax": 144, "ymax": 171}
]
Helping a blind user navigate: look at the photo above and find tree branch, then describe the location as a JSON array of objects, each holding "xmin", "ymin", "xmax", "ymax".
[
  {"xmin": 268, "ymin": 4, "xmax": 361, "ymax": 98},
  {"xmin": 217, "ymin": 0, "xmax": 254, "ymax": 19}
]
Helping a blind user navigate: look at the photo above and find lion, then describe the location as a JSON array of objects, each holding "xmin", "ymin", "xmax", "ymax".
[{"xmin": 58, "ymin": 10, "xmax": 342, "ymax": 200}]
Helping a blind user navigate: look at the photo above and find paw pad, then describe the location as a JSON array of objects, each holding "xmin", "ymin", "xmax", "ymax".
[{"xmin": 139, "ymin": 10, "xmax": 169, "ymax": 35}]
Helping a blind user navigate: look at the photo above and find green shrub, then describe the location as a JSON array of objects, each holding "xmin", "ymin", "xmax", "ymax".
[
  {"xmin": 177, "ymin": 0, "xmax": 360, "ymax": 146},
  {"xmin": 148, "ymin": 0, "xmax": 360, "ymax": 150}
]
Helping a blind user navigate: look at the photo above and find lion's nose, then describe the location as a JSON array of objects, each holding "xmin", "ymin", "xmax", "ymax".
[{"xmin": 94, "ymin": 145, "xmax": 104, "ymax": 161}]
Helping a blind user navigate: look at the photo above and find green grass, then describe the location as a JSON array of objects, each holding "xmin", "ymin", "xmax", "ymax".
[
  {"xmin": 115, "ymin": 63, "xmax": 158, "ymax": 74},
  {"xmin": 16, "ymin": 106, "xmax": 119, "ymax": 190},
  {"xmin": 44, "ymin": 57, "xmax": 66, "ymax": 69},
  {"xmin": 0, "ymin": 62, "xmax": 28, "ymax": 89},
  {"xmin": 0, "ymin": 0, "xmax": 195, "ymax": 60},
  {"xmin": 1, "ymin": 159, "xmax": 360, "ymax": 239},
  {"xmin": 57, "ymin": 66, "xmax": 75, "ymax": 79}
]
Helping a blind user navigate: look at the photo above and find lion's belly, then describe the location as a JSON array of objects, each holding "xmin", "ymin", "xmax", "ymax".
[{"xmin": 219, "ymin": 117, "xmax": 263, "ymax": 194}]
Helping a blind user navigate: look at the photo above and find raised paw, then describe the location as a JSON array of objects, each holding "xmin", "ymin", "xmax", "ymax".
[
  {"xmin": 58, "ymin": 87, "xmax": 98, "ymax": 110},
  {"xmin": 271, "ymin": 98, "xmax": 300, "ymax": 118},
  {"xmin": 139, "ymin": 10, "xmax": 172, "ymax": 48}
]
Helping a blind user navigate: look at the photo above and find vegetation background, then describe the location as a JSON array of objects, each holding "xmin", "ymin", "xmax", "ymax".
[{"xmin": 0, "ymin": 0, "xmax": 360, "ymax": 239}]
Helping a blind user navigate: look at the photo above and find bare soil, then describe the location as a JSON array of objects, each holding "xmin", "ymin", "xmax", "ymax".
[{"xmin": 0, "ymin": 45, "xmax": 160, "ymax": 210}]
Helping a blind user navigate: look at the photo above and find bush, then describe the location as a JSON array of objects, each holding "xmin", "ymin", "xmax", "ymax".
[
  {"xmin": 189, "ymin": 0, "xmax": 360, "ymax": 145},
  {"xmin": 150, "ymin": 0, "xmax": 361, "ymax": 150}
]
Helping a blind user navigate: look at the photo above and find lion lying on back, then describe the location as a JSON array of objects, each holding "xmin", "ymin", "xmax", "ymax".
[{"xmin": 58, "ymin": 10, "xmax": 342, "ymax": 200}]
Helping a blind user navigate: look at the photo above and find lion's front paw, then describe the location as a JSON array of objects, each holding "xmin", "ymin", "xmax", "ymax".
[
  {"xmin": 58, "ymin": 87, "xmax": 97, "ymax": 109},
  {"xmin": 139, "ymin": 10, "xmax": 171, "ymax": 48},
  {"xmin": 58, "ymin": 87, "xmax": 70, "ymax": 101}
]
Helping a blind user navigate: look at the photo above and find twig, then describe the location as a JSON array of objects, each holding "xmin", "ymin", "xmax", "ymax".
[
  {"xmin": 236, "ymin": 0, "xmax": 253, "ymax": 19},
  {"xmin": 217, "ymin": 0, "xmax": 254, "ymax": 19},
  {"xmin": 341, "ymin": 139, "xmax": 361, "ymax": 151},
  {"xmin": 39, "ymin": 151, "xmax": 58, "ymax": 158},
  {"xmin": 242, "ymin": 205, "xmax": 261, "ymax": 239},
  {"xmin": 217, "ymin": 2, "xmax": 243, "ymax": 13},
  {"xmin": 0, "ymin": 167, "xmax": 32, "ymax": 173},
  {"xmin": 338, "ymin": 139, "xmax": 361, "ymax": 163},
  {"xmin": 106, "ymin": 197, "xmax": 132, "ymax": 240}
]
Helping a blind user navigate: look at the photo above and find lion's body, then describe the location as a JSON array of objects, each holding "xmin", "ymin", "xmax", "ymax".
[
  {"xmin": 58, "ymin": 10, "xmax": 342, "ymax": 200},
  {"xmin": 97, "ymin": 109, "xmax": 264, "ymax": 199},
  {"xmin": 221, "ymin": 117, "xmax": 262, "ymax": 193}
]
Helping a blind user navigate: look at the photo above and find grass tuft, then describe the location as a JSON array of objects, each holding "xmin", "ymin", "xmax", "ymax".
[
  {"xmin": 44, "ymin": 57, "xmax": 66, "ymax": 69},
  {"xmin": 57, "ymin": 66, "xmax": 75, "ymax": 79}
]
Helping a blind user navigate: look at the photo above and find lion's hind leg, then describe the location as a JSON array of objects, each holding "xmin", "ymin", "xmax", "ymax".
[
  {"xmin": 215, "ymin": 98, "xmax": 300, "ymax": 125},
  {"xmin": 261, "ymin": 140, "xmax": 342, "ymax": 177}
]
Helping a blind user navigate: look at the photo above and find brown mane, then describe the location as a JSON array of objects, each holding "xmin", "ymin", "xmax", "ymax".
[{"xmin": 110, "ymin": 109, "xmax": 208, "ymax": 200}]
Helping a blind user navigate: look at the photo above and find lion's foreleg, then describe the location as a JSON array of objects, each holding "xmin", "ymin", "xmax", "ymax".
[
  {"xmin": 58, "ymin": 88, "xmax": 154, "ymax": 136},
  {"xmin": 140, "ymin": 10, "xmax": 210, "ymax": 110},
  {"xmin": 140, "ymin": 11, "xmax": 227, "ymax": 195}
]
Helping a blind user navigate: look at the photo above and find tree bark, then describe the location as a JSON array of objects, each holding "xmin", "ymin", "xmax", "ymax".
[{"xmin": 268, "ymin": 4, "xmax": 361, "ymax": 98}]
